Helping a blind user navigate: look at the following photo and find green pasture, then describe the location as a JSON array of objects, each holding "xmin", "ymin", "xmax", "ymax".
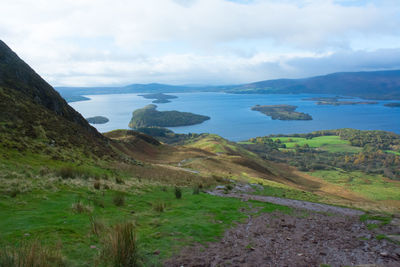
[
  {"xmin": 272, "ymin": 136, "xmax": 362, "ymax": 153},
  {"xmin": 308, "ymin": 170, "xmax": 400, "ymax": 201}
]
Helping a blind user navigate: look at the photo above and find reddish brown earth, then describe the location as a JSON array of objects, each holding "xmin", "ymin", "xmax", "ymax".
[{"xmin": 164, "ymin": 193, "xmax": 400, "ymax": 267}]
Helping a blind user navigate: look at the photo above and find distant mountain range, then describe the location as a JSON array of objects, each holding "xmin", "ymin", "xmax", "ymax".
[
  {"xmin": 56, "ymin": 83, "xmax": 229, "ymax": 102},
  {"xmin": 228, "ymin": 70, "xmax": 400, "ymax": 100},
  {"xmin": 57, "ymin": 71, "xmax": 400, "ymax": 102}
]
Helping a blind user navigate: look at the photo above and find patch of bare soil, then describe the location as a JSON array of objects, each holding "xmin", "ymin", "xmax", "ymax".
[
  {"xmin": 209, "ymin": 191, "xmax": 365, "ymax": 216},
  {"xmin": 164, "ymin": 210, "xmax": 400, "ymax": 267},
  {"xmin": 165, "ymin": 190, "xmax": 400, "ymax": 266}
]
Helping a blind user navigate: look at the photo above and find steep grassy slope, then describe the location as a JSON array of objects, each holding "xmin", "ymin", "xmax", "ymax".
[
  {"xmin": 0, "ymin": 41, "xmax": 213, "ymax": 188},
  {"xmin": 0, "ymin": 41, "xmax": 95, "ymax": 129},
  {"xmin": 0, "ymin": 40, "xmax": 114, "ymax": 161}
]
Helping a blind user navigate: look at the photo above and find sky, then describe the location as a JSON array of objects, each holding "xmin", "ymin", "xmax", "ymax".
[{"xmin": 1, "ymin": 0, "xmax": 400, "ymax": 86}]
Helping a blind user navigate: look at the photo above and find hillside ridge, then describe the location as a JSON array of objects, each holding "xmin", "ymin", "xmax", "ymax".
[{"xmin": 0, "ymin": 40, "xmax": 97, "ymax": 131}]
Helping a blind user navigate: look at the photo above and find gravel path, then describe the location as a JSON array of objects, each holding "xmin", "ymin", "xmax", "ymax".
[
  {"xmin": 164, "ymin": 210, "xmax": 400, "ymax": 267},
  {"xmin": 208, "ymin": 190, "xmax": 365, "ymax": 216},
  {"xmin": 164, "ymin": 190, "xmax": 400, "ymax": 266}
]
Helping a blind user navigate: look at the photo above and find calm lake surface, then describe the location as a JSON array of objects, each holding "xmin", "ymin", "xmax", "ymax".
[{"xmin": 70, "ymin": 92, "xmax": 400, "ymax": 141}]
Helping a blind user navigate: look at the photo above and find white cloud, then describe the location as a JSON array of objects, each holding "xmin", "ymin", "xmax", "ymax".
[{"xmin": 1, "ymin": 0, "xmax": 400, "ymax": 86}]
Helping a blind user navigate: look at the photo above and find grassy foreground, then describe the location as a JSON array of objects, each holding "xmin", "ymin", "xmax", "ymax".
[{"xmin": 0, "ymin": 180, "xmax": 289, "ymax": 266}]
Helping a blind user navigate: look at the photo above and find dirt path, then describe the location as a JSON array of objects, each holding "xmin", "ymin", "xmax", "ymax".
[
  {"xmin": 164, "ymin": 210, "xmax": 400, "ymax": 267},
  {"xmin": 208, "ymin": 190, "xmax": 365, "ymax": 216},
  {"xmin": 164, "ymin": 191, "xmax": 400, "ymax": 267},
  {"xmin": 155, "ymin": 163, "xmax": 201, "ymax": 174},
  {"xmin": 175, "ymin": 158, "xmax": 203, "ymax": 174}
]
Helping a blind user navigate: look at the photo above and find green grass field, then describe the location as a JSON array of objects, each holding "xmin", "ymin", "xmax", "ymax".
[
  {"xmin": 0, "ymin": 185, "xmax": 290, "ymax": 266},
  {"xmin": 252, "ymin": 184, "xmax": 323, "ymax": 203},
  {"xmin": 271, "ymin": 136, "xmax": 362, "ymax": 153},
  {"xmin": 308, "ymin": 170, "xmax": 400, "ymax": 201},
  {"xmin": 385, "ymin": 150, "xmax": 400, "ymax": 156}
]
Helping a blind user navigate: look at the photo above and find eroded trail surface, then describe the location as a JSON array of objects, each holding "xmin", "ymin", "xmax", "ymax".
[
  {"xmin": 209, "ymin": 191, "xmax": 365, "ymax": 216},
  {"xmin": 165, "ymin": 192, "xmax": 400, "ymax": 267}
]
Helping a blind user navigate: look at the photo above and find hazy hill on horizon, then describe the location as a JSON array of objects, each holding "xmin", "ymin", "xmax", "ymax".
[
  {"xmin": 230, "ymin": 70, "xmax": 400, "ymax": 100},
  {"xmin": 57, "ymin": 70, "xmax": 400, "ymax": 101},
  {"xmin": 56, "ymin": 83, "xmax": 228, "ymax": 102}
]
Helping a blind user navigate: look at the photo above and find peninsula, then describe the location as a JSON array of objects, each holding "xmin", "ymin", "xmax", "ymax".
[
  {"xmin": 139, "ymin": 93, "xmax": 178, "ymax": 103},
  {"xmin": 128, "ymin": 104, "xmax": 210, "ymax": 128},
  {"xmin": 251, "ymin": 105, "xmax": 312, "ymax": 120},
  {"xmin": 303, "ymin": 97, "xmax": 378, "ymax": 106}
]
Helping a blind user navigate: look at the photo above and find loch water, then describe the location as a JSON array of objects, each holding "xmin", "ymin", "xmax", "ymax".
[{"xmin": 70, "ymin": 92, "xmax": 400, "ymax": 141}]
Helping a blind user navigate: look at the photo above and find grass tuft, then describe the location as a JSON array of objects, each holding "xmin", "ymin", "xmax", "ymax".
[
  {"xmin": 0, "ymin": 240, "xmax": 65, "ymax": 267},
  {"xmin": 38, "ymin": 167, "xmax": 51, "ymax": 176},
  {"xmin": 9, "ymin": 188, "xmax": 20, "ymax": 198},
  {"xmin": 192, "ymin": 185, "xmax": 200, "ymax": 195},
  {"xmin": 113, "ymin": 193, "xmax": 125, "ymax": 206},
  {"xmin": 101, "ymin": 222, "xmax": 140, "ymax": 267},
  {"xmin": 92, "ymin": 196, "xmax": 105, "ymax": 208},
  {"xmin": 153, "ymin": 201, "xmax": 167, "ymax": 212},
  {"xmin": 58, "ymin": 166, "xmax": 78, "ymax": 179},
  {"xmin": 90, "ymin": 216, "xmax": 106, "ymax": 236},
  {"xmin": 115, "ymin": 177, "xmax": 125, "ymax": 184},
  {"xmin": 71, "ymin": 199, "xmax": 93, "ymax": 213},
  {"xmin": 58, "ymin": 166, "xmax": 91, "ymax": 179},
  {"xmin": 174, "ymin": 187, "xmax": 182, "ymax": 199},
  {"xmin": 360, "ymin": 213, "xmax": 392, "ymax": 225},
  {"xmin": 93, "ymin": 181, "xmax": 101, "ymax": 190}
]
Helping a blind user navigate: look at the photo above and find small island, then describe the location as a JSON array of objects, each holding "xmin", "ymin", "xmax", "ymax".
[
  {"xmin": 317, "ymin": 100, "xmax": 378, "ymax": 106},
  {"xmin": 251, "ymin": 105, "xmax": 312, "ymax": 120},
  {"xmin": 86, "ymin": 116, "xmax": 109, "ymax": 124},
  {"xmin": 384, "ymin": 102, "xmax": 400, "ymax": 108},
  {"xmin": 64, "ymin": 95, "xmax": 90, "ymax": 103},
  {"xmin": 139, "ymin": 93, "xmax": 178, "ymax": 104},
  {"xmin": 128, "ymin": 104, "xmax": 210, "ymax": 128},
  {"xmin": 303, "ymin": 97, "xmax": 378, "ymax": 106}
]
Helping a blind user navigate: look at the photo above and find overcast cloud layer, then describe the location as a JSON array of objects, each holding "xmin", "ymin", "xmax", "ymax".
[{"xmin": 1, "ymin": 0, "xmax": 400, "ymax": 86}]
